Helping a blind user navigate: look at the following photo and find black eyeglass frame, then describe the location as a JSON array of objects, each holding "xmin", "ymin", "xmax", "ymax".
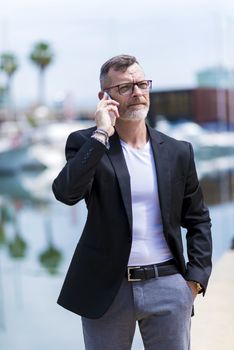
[{"xmin": 104, "ymin": 79, "xmax": 152, "ymax": 96}]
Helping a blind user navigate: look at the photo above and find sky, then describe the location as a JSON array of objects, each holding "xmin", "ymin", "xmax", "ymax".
[{"xmin": 1, "ymin": 0, "xmax": 234, "ymax": 110}]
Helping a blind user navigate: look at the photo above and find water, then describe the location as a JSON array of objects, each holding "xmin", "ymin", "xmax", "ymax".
[{"xmin": 0, "ymin": 157, "xmax": 234, "ymax": 349}]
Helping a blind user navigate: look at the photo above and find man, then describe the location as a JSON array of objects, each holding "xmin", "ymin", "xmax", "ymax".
[{"xmin": 52, "ymin": 54, "xmax": 212, "ymax": 350}]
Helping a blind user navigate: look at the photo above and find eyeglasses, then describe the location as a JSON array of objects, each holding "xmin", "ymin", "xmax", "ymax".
[{"xmin": 104, "ymin": 79, "xmax": 152, "ymax": 96}]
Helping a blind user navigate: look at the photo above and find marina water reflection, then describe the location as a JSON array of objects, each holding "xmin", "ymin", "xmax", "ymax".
[{"xmin": 0, "ymin": 145, "xmax": 234, "ymax": 349}]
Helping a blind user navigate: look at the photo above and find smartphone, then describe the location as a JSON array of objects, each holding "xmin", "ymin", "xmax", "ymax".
[
  {"xmin": 104, "ymin": 92, "xmax": 117, "ymax": 122},
  {"xmin": 105, "ymin": 92, "xmax": 112, "ymax": 100}
]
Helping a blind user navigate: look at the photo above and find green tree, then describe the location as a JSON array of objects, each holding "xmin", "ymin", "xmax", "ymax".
[
  {"xmin": 29, "ymin": 41, "xmax": 54, "ymax": 105},
  {"xmin": 0, "ymin": 52, "xmax": 18, "ymax": 109}
]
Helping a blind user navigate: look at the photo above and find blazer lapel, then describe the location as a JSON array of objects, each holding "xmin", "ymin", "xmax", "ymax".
[
  {"xmin": 148, "ymin": 126, "xmax": 171, "ymax": 236},
  {"xmin": 107, "ymin": 132, "xmax": 132, "ymax": 231}
]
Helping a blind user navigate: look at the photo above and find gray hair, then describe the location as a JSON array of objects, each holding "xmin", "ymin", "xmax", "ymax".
[{"xmin": 99, "ymin": 54, "xmax": 139, "ymax": 89}]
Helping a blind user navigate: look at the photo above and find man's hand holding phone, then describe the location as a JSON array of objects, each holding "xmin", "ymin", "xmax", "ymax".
[{"xmin": 94, "ymin": 93, "xmax": 120, "ymax": 137}]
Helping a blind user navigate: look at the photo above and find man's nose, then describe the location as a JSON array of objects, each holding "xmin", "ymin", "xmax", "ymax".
[{"xmin": 132, "ymin": 84, "xmax": 143, "ymax": 96}]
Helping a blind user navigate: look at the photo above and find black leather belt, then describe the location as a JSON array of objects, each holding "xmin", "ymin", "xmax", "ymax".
[{"xmin": 127, "ymin": 259, "xmax": 178, "ymax": 282}]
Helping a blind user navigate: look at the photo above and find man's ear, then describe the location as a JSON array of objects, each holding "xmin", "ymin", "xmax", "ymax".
[{"xmin": 98, "ymin": 91, "xmax": 104, "ymax": 100}]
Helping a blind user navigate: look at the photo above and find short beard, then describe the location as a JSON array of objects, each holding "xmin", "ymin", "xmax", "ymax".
[{"xmin": 120, "ymin": 106, "xmax": 149, "ymax": 121}]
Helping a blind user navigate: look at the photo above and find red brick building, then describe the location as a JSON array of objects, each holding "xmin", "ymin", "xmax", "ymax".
[{"xmin": 148, "ymin": 88, "xmax": 234, "ymax": 129}]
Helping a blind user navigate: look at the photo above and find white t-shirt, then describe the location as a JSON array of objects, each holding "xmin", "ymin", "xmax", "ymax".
[{"xmin": 120, "ymin": 139, "xmax": 173, "ymax": 266}]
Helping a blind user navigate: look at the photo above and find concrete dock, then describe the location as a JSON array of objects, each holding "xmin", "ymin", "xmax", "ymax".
[{"xmin": 191, "ymin": 250, "xmax": 234, "ymax": 350}]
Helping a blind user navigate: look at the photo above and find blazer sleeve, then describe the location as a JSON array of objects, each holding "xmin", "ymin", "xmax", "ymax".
[
  {"xmin": 181, "ymin": 143, "xmax": 212, "ymax": 294},
  {"xmin": 52, "ymin": 131, "xmax": 107, "ymax": 205}
]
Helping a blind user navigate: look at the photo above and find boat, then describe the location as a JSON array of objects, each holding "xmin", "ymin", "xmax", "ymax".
[{"xmin": 0, "ymin": 120, "xmax": 94, "ymax": 174}]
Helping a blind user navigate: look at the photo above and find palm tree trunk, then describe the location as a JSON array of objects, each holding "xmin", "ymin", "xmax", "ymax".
[
  {"xmin": 38, "ymin": 68, "xmax": 45, "ymax": 105},
  {"xmin": 6, "ymin": 75, "xmax": 14, "ymax": 120}
]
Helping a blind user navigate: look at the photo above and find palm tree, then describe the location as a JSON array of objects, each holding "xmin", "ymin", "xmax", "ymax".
[
  {"xmin": 0, "ymin": 52, "xmax": 18, "ymax": 110},
  {"xmin": 29, "ymin": 41, "xmax": 54, "ymax": 105}
]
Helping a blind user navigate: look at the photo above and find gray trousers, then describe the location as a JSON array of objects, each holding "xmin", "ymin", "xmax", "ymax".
[{"xmin": 82, "ymin": 273, "xmax": 193, "ymax": 350}]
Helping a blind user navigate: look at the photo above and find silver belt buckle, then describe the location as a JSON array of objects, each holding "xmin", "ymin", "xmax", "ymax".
[{"xmin": 127, "ymin": 266, "xmax": 142, "ymax": 282}]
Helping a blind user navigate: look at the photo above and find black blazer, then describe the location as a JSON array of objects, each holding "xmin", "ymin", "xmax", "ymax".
[{"xmin": 52, "ymin": 125, "xmax": 212, "ymax": 319}]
